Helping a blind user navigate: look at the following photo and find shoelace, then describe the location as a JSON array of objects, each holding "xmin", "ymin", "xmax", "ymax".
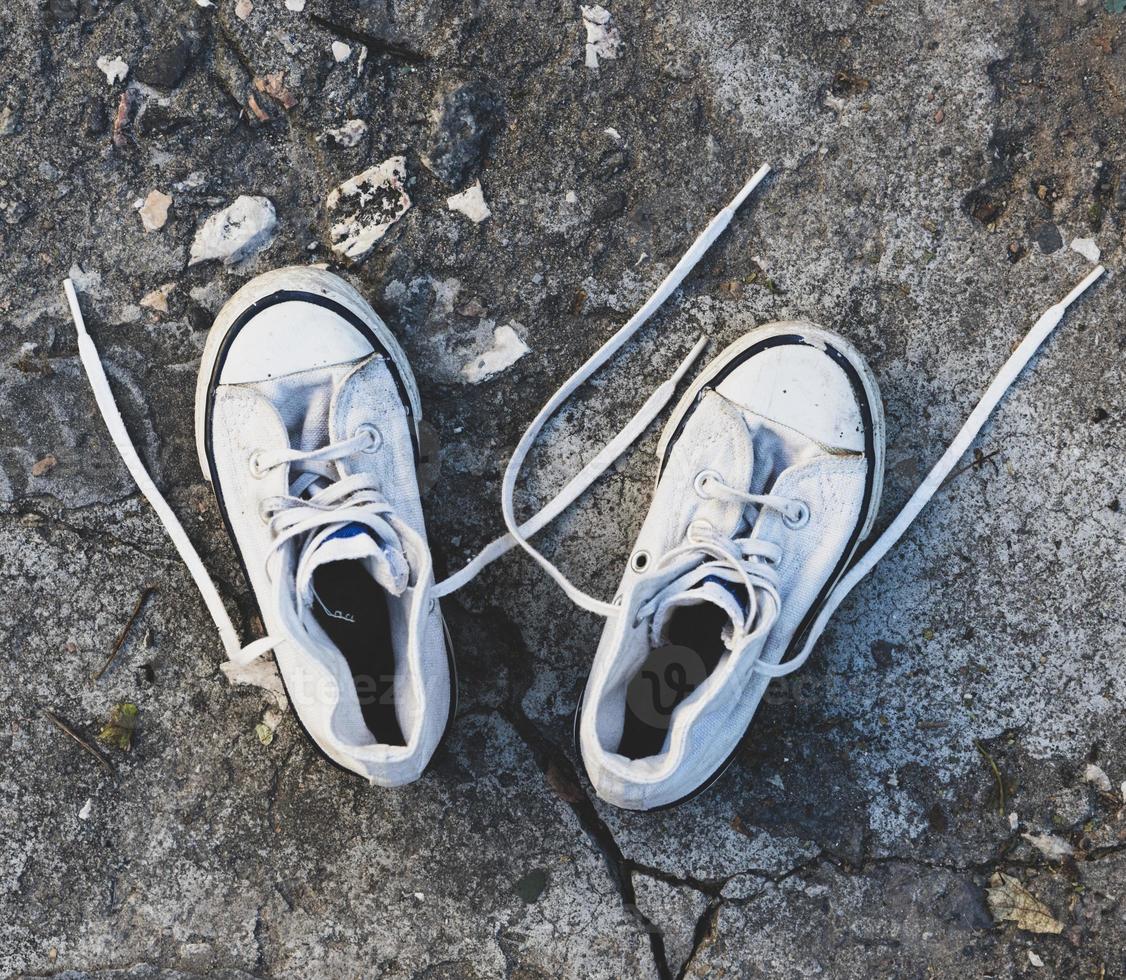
[
  {"xmin": 492, "ymin": 185, "xmax": 1106, "ymax": 671},
  {"xmin": 65, "ymin": 164, "xmax": 1105, "ymax": 688},
  {"xmin": 632, "ymin": 477, "xmax": 798, "ymax": 669}
]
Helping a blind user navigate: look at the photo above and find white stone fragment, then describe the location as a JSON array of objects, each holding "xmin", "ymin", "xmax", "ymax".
[
  {"xmin": 1021, "ymin": 831, "xmax": 1074, "ymax": 861},
  {"xmin": 235, "ymin": 0, "xmax": 253, "ymax": 18},
  {"xmin": 321, "ymin": 118, "xmax": 367, "ymax": 147},
  {"xmin": 1084, "ymin": 763, "xmax": 1112, "ymax": 793},
  {"xmin": 332, "ymin": 41, "xmax": 352, "ymax": 62},
  {"xmin": 140, "ymin": 283, "xmax": 175, "ymax": 313},
  {"xmin": 604, "ymin": 126, "xmax": 621, "ymax": 140},
  {"xmin": 138, "ymin": 189, "xmax": 172, "ymax": 232},
  {"xmin": 1071, "ymin": 237, "xmax": 1100, "ymax": 262},
  {"xmin": 96, "ymin": 56, "xmax": 129, "ymax": 85},
  {"xmin": 68, "ymin": 264, "xmax": 103, "ymax": 295},
  {"xmin": 1008, "ymin": 812, "xmax": 1019, "ymax": 830},
  {"xmin": 189, "ymin": 195, "xmax": 277, "ymax": 266},
  {"xmin": 581, "ymin": 5, "xmax": 621, "ymax": 68},
  {"xmin": 565, "ymin": 190, "xmax": 578, "ymax": 204},
  {"xmin": 1028, "ymin": 951, "xmax": 1044, "ymax": 968},
  {"xmin": 326, "ymin": 156, "xmax": 411, "ymax": 260},
  {"xmin": 196, "ymin": 0, "xmax": 215, "ymax": 6},
  {"xmin": 462, "ymin": 323, "xmax": 530, "ymax": 383},
  {"xmin": 447, "ymin": 180, "xmax": 491, "ymax": 223},
  {"xmin": 285, "ymin": 0, "xmax": 306, "ymax": 10},
  {"xmin": 78, "ymin": 799, "xmax": 93, "ymax": 821}
]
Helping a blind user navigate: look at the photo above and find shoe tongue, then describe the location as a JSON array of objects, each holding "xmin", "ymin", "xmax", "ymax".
[
  {"xmin": 296, "ymin": 521, "xmax": 410, "ymax": 607},
  {"xmin": 652, "ymin": 575, "xmax": 749, "ymax": 653}
]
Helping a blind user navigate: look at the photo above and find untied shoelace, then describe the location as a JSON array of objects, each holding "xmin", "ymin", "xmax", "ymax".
[{"xmin": 64, "ymin": 162, "xmax": 1105, "ymax": 681}]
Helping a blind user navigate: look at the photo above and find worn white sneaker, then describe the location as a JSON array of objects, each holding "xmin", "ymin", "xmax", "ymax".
[
  {"xmin": 492, "ymin": 168, "xmax": 1100, "ymax": 813},
  {"xmin": 191, "ymin": 267, "xmax": 453, "ymax": 785},
  {"xmin": 577, "ymin": 324, "xmax": 884, "ymax": 809}
]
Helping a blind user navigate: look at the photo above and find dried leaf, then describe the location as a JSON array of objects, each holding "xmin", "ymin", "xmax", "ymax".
[
  {"xmin": 986, "ymin": 872, "xmax": 1064, "ymax": 934},
  {"xmin": 545, "ymin": 758, "xmax": 584, "ymax": 803},
  {"xmin": 140, "ymin": 283, "xmax": 175, "ymax": 313},
  {"xmin": 139, "ymin": 190, "xmax": 173, "ymax": 232},
  {"xmin": 97, "ymin": 702, "xmax": 139, "ymax": 752},
  {"xmin": 253, "ymin": 72, "xmax": 297, "ymax": 110}
]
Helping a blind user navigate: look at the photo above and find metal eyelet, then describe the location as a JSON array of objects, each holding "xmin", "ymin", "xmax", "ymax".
[
  {"xmin": 356, "ymin": 423, "xmax": 383, "ymax": 454},
  {"xmin": 257, "ymin": 497, "xmax": 275, "ymax": 524},
  {"xmin": 629, "ymin": 550, "xmax": 651, "ymax": 573},
  {"xmin": 693, "ymin": 469, "xmax": 721, "ymax": 499},
  {"xmin": 783, "ymin": 501, "xmax": 811, "ymax": 530},
  {"xmin": 248, "ymin": 450, "xmax": 269, "ymax": 479}
]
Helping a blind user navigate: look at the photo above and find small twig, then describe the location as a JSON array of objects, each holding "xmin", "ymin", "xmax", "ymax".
[
  {"xmin": 975, "ymin": 740, "xmax": 1006, "ymax": 817},
  {"xmin": 91, "ymin": 586, "xmax": 157, "ymax": 682},
  {"xmin": 941, "ymin": 448, "xmax": 1002, "ymax": 490},
  {"xmin": 40, "ymin": 708, "xmax": 114, "ymax": 774}
]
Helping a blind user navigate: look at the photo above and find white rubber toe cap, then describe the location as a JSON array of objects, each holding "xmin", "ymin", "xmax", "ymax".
[
  {"xmin": 218, "ymin": 301, "xmax": 374, "ymax": 384},
  {"xmin": 714, "ymin": 342, "xmax": 866, "ymax": 452}
]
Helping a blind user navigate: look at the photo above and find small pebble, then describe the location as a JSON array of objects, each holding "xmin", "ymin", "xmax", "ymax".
[
  {"xmin": 96, "ymin": 55, "xmax": 129, "ymax": 85},
  {"xmin": 138, "ymin": 190, "xmax": 173, "ymax": 232},
  {"xmin": 31, "ymin": 455, "xmax": 58, "ymax": 477}
]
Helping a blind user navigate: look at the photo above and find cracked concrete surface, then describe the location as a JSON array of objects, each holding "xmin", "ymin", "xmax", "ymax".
[{"xmin": 1, "ymin": 0, "xmax": 1125, "ymax": 977}]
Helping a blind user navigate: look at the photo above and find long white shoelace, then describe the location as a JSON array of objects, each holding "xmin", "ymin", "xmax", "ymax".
[{"xmin": 65, "ymin": 163, "xmax": 1104, "ymax": 683}]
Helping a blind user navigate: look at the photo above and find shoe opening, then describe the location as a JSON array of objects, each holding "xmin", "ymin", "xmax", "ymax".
[
  {"xmin": 617, "ymin": 600, "xmax": 732, "ymax": 760},
  {"xmin": 311, "ymin": 559, "xmax": 406, "ymax": 747}
]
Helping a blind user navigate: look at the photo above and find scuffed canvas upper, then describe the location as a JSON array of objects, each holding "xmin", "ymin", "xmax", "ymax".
[
  {"xmin": 210, "ymin": 353, "xmax": 449, "ymax": 786},
  {"xmin": 580, "ymin": 379, "xmax": 869, "ymax": 810}
]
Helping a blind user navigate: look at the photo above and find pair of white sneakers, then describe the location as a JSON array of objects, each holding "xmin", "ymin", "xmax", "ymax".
[{"xmin": 67, "ymin": 169, "xmax": 1103, "ymax": 811}]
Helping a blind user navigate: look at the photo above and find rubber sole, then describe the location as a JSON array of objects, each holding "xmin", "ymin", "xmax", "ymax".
[{"xmin": 576, "ymin": 321, "xmax": 887, "ymax": 811}]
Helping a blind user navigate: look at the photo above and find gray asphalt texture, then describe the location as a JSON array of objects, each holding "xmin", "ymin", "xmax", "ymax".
[{"xmin": 1, "ymin": 0, "xmax": 1125, "ymax": 977}]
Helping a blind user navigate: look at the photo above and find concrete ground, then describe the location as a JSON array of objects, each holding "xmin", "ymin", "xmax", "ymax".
[{"xmin": 2, "ymin": 0, "xmax": 1125, "ymax": 977}]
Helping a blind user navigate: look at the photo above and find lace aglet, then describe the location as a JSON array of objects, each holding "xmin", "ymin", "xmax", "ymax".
[
  {"xmin": 1060, "ymin": 264, "xmax": 1105, "ymax": 310},
  {"xmin": 1031, "ymin": 263, "xmax": 1107, "ymax": 339},
  {"xmin": 729, "ymin": 163, "xmax": 772, "ymax": 212}
]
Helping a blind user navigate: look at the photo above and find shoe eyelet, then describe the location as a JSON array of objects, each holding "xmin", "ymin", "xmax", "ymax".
[
  {"xmin": 248, "ymin": 450, "xmax": 269, "ymax": 479},
  {"xmin": 783, "ymin": 501, "xmax": 810, "ymax": 530},
  {"xmin": 257, "ymin": 497, "xmax": 274, "ymax": 524},
  {"xmin": 356, "ymin": 423, "xmax": 383, "ymax": 454},
  {"xmin": 629, "ymin": 550, "xmax": 651, "ymax": 573},
  {"xmin": 693, "ymin": 469, "xmax": 721, "ymax": 499}
]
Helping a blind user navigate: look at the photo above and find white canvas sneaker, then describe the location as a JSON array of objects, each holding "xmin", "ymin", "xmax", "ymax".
[
  {"xmin": 576, "ymin": 324, "xmax": 884, "ymax": 809},
  {"xmin": 491, "ymin": 166, "xmax": 1104, "ymax": 813},
  {"xmin": 65, "ymin": 163, "xmax": 1104, "ymax": 800},
  {"xmin": 192, "ymin": 267, "xmax": 453, "ymax": 785},
  {"xmin": 65, "ymin": 266, "xmax": 453, "ymax": 787}
]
